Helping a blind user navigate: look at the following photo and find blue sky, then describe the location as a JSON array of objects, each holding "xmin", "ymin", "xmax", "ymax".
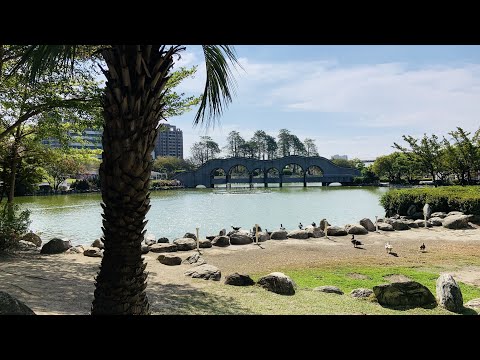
[{"xmin": 167, "ymin": 45, "xmax": 480, "ymax": 160}]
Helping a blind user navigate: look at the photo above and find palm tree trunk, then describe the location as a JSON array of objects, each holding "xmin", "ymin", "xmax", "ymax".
[{"xmin": 92, "ymin": 45, "xmax": 178, "ymax": 315}]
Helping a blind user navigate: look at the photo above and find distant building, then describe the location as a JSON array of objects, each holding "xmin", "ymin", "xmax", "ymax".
[
  {"xmin": 332, "ymin": 154, "xmax": 348, "ymax": 160},
  {"xmin": 41, "ymin": 128, "xmax": 102, "ymax": 150},
  {"xmin": 154, "ymin": 124, "xmax": 183, "ymax": 159}
]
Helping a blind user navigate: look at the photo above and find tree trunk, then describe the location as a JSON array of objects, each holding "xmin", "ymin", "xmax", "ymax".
[
  {"xmin": 431, "ymin": 171, "xmax": 437, "ymax": 187},
  {"xmin": 7, "ymin": 126, "xmax": 21, "ymax": 206},
  {"xmin": 92, "ymin": 45, "xmax": 178, "ymax": 315}
]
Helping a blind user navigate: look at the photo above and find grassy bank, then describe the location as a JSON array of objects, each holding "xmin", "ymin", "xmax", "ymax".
[{"xmin": 380, "ymin": 186, "xmax": 480, "ymax": 215}]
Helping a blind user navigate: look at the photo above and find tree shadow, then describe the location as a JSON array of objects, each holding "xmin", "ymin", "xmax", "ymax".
[
  {"xmin": 458, "ymin": 306, "xmax": 478, "ymax": 315},
  {"xmin": 379, "ymin": 302, "xmax": 438, "ymax": 311}
]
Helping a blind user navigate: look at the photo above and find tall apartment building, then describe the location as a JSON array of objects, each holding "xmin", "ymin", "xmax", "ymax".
[
  {"xmin": 332, "ymin": 154, "xmax": 348, "ymax": 160},
  {"xmin": 41, "ymin": 128, "xmax": 103, "ymax": 150},
  {"xmin": 154, "ymin": 124, "xmax": 183, "ymax": 159}
]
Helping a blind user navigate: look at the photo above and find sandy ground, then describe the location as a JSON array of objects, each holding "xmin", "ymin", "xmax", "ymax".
[{"xmin": 1, "ymin": 226, "xmax": 479, "ymax": 314}]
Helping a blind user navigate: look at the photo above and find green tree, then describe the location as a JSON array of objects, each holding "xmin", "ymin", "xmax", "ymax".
[
  {"xmin": 225, "ymin": 130, "xmax": 245, "ymax": 157},
  {"xmin": 303, "ymin": 138, "xmax": 318, "ymax": 156},
  {"xmin": 277, "ymin": 129, "xmax": 292, "ymax": 157},
  {"xmin": 264, "ymin": 134, "xmax": 277, "ymax": 159},
  {"xmin": 152, "ymin": 156, "xmax": 194, "ymax": 178}
]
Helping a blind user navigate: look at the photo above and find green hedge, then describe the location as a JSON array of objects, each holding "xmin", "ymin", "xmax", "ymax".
[{"xmin": 380, "ymin": 186, "xmax": 480, "ymax": 215}]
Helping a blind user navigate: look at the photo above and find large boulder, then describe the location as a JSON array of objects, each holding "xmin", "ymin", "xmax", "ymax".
[
  {"xmin": 415, "ymin": 219, "xmax": 432, "ymax": 228},
  {"xmin": 182, "ymin": 252, "xmax": 206, "ymax": 265},
  {"xmin": 149, "ymin": 243, "xmax": 178, "ymax": 253},
  {"xmin": 184, "ymin": 264, "xmax": 221, "ymax": 281},
  {"xmin": 257, "ymin": 272, "xmax": 296, "ymax": 295},
  {"xmin": 224, "ymin": 273, "xmax": 255, "ymax": 286},
  {"xmin": 183, "ymin": 232, "xmax": 197, "ymax": 241},
  {"xmin": 91, "ymin": 238, "xmax": 104, "ymax": 249},
  {"xmin": 83, "ymin": 247, "xmax": 103, "ymax": 258},
  {"xmin": 319, "ymin": 219, "xmax": 331, "ymax": 231},
  {"xmin": 173, "ymin": 238, "xmax": 197, "ymax": 251},
  {"xmin": 158, "ymin": 254, "xmax": 182, "ymax": 266},
  {"xmin": 0, "ymin": 291, "xmax": 35, "ymax": 315},
  {"xmin": 377, "ymin": 223, "xmax": 394, "ymax": 231},
  {"xmin": 141, "ymin": 245, "xmax": 150, "ymax": 254},
  {"xmin": 345, "ymin": 224, "xmax": 368, "ymax": 235},
  {"xmin": 391, "ymin": 220, "xmax": 411, "ymax": 231},
  {"xmin": 270, "ymin": 230, "xmax": 288, "ymax": 240},
  {"xmin": 443, "ymin": 214, "xmax": 471, "ymax": 229},
  {"xmin": 305, "ymin": 226, "xmax": 324, "ymax": 238},
  {"xmin": 447, "ymin": 211, "xmax": 464, "ymax": 217},
  {"xmin": 230, "ymin": 231, "xmax": 253, "ymax": 245},
  {"xmin": 257, "ymin": 231, "xmax": 270, "ymax": 242},
  {"xmin": 198, "ymin": 239, "xmax": 212, "ymax": 248},
  {"xmin": 40, "ymin": 238, "xmax": 72, "ymax": 254},
  {"xmin": 157, "ymin": 237, "xmax": 169, "ymax": 243},
  {"xmin": 350, "ymin": 288, "xmax": 374, "ymax": 298},
  {"xmin": 429, "ymin": 217, "xmax": 444, "ymax": 226},
  {"xmin": 287, "ymin": 229, "xmax": 309, "ymax": 239},
  {"xmin": 404, "ymin": 219, "xmax": 419, "ymax": 228},
  {"xmin": 206, "ymin": 235, "xmax": 216, "ymax": 241},
  {"xmin": 469, "ymin": 215, "xmax": 480, "ymax": 225},
  {"xmin": 21, "ymin": 232, "xmax": 42, "ymax": 247},
  {"xmin": 17, "ymin": 240, "xmax": 40, "ymax": 251},
  {"xmin": 327, "ymin": 226, "xmax": 347, "ymax": 236},
  {"xmin": 212, "ymin": 236, "xmax": 230, "ymax": 247},
  {"xmin": 373, "ymin": 281, "xmax": 436, "ymax": 308},
  {"xmin": 65, "ymin": 245, "xmax": 84, "ymax": 254},
  {"xmin": 431, "ymin": 212, "xmax": 447, "ymax": 219},
  {"xmin": 144, "ymin": 234, "xmax": 156, "ymax": 246},
  {"xmin": 314, "ymin": 286, "xmax": 344, "ymax": 295},
  {"xmin": 359, "ymin": 218, "xmax": 376, "ymax": 232},
  {"xmin": 436, "ymin": 273, "xmax": 463, "ymax": 313}
]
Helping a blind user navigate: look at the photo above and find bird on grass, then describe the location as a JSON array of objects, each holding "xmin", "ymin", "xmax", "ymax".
[
  {"xmin": 385, "ymin": 242, "xmax": 393, "ymax": 254},
  {"xmin": 420, "ymin": 243, "xmax": 426, "ymax": 252},
  {"xmin": 298, "ymin": 222, "xmax": 304, "ymax": 230},
  {"xmin": 351, "ymin": 234, "xmax": 363, "ymax": 248},
  {"xmin": 231, "ymin": 226, "xmax": 241, "ymax": 231}
]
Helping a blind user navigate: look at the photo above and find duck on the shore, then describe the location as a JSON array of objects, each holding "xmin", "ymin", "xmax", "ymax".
[
  {"xmin": 385, "ymin": 242, "xmax": 393, "ymax": 254},
  {"xmin": 298, "ymin": 222, "xmax": 303, "ymax": 230},
  {"xmin": 420, "ymin": 243, "xmax": 426, "ymax": 252},
  {"xmin": 280, "ymin": 224, "xmax": 285, "ymax": 230},
  {"xmin": 351, "ymin": 234, "xmax": 362, "ymax": 248}
]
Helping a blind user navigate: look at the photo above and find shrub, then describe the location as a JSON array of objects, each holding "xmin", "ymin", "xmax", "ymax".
[
  {"xmin": 0, "ymin": 204, "xmax": 31, "ymax": 252},
  {"xmin": 380, "ymin": 186, "xmax": 480, "ymax": 215}
]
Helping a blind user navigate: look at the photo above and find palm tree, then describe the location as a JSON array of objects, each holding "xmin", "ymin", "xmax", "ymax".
[{"xmin": 16, "ymin": 45, "xmax": 239, "ymax": 314}]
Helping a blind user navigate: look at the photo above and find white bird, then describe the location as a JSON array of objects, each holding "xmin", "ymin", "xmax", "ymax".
[{"xmin": 385, "ymin": 242, "xmax": 393, "ymax": 254}]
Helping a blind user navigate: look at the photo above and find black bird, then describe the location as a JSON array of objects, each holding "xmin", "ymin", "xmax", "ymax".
[
  {"xmin": 311, "ymin": 222, "xmax": 316, "ymax": 227},
  {"xmin": 351, "ymin": 234, "xmax": 362, "ymax": 248},
  {"xmin": 231, "ymin": 226, "xmax": 241, "ymax": 231},
  {"xmin": 298, "ymin": 222, "xmax": 304, "ymax": 230},
  {"xmin": 420, "ymin": 243, "xmax": 426, "ymax": 252}
]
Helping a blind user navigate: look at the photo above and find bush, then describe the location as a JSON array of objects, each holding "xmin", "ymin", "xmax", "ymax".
[
  {"xmin": 0, "ymin": 204, "xmax": 31, "ymax": 252},
  {"xmin": 380, "ymin": 186, "xmax": 480, "ymax": 215}
]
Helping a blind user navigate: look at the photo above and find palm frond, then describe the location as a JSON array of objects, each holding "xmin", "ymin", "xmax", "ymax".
[{"xmin": 194, "ymin": 45, "xmax": 242, "ymax": 128}]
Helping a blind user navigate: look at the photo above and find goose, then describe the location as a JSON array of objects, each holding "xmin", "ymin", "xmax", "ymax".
[
  {"xmin": 280, "ymin": 224, "xmax": 286, "ymax": 230},
  {"xmin": 231, "ymin": 226, "xmax": 241, "ymax": 231},
  {"xmin": 298, "ymin": 222, "xmax": 304, "ymax": 230},
  {"xmin": 420, "ymin": 243, "xmax": 426, "ymax": 252},
  {"xmin": 351, "ymin": 234, "xmax": 363, "ymax": 248},
  {"xmin": 385, "ymin": 242, "xmax": 393, "ymax": 254}
]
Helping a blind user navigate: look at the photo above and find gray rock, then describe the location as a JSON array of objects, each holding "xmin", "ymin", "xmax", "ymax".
[
  {"xmin": 442, "ymin": 214, "xmax": 470, "ymax": 229},
  {"xmin": 314, "ymin": 286, "xmax": 344, "ymax": 295},
  {"xmin": 183, "ymin": 232, "xmax": 197, "ymax": 241},
  {"xmin": 270, "ymin": 230, "xmax": 288, "ymax": 240},
  {"xmin": 199, "ymin": 239, "xmax": 212, "ymax": 248},
  {"xmin": 305, "ymin": 226, "xmax": 324, "ymax": 238},
  {"xmin": 257, "ymin": 272, "xmax": 296, "ymax": 295},
  {"xmin": 431, "ymin": 212, "xmax": 447, "ymax": 219},
  {"xmin": 149, "ymin": 243, "xmax": 178, "ymax": 253},
  {"xmin": 0, "ymin": 291, "xmax": 35, "ymax": 315},
  {"xmin": 40, "ymin": 238, "xmax": 72, "ymax": 254},
  {"xmin": 173, "ymin": 238, "xmax": 197, "ymax": 251},
  {"xmin": 407, "ymin": 204, "xmax": 417, "ymax": 216},
  {"xmin": 391, "ymin": 220, "xmax": 411, "ymax": 231},
  {"xmin": 287, "ymin": 229, "xmax": 309, "ymax": 239},
  {"xmin": 18, "ymin": 240, "xmax": 39, "ymax": 250},
  {"xmin": 403, "ymin": 219, "xmax": 418, "ymax": 228},
  {"xmin": 414, "ymin": 219, "xmax": 432, "ymax": 228},
  {"xmin": 345, "ymin": 224, "xmax": 368, "ymax": 235},
  {"xmin": 182, "ymin": 252, "xmax": 206, "ymax": 265},
  {"xmin": 83, "ymin": 247, "xmax": 103, "ymax": 258},
  {"xmin": 141, "ymin": 245, "xmax": 150, "ymax": 254},
  {"xmin": 327, "ymin": 226, "xmax": 348, "ymax": 236},
  {"xmin": 158, "ymin": 254, "xmax": 182, "ymax": 266},
  {"xmin": 423, "ymin": 203, "xmax": 432, "ymax": 219},
  {"xmin": 319, "ymin": 219, "xmax": 331, "ymax": 231},
  {"xmin": 91, "ymin": 238, "xmax": 104, "ymax": 249},
  {"xmin": 256, "ymin": 231, "xmax": 270, "ymax": 242},
  {"xmin": 464, "ymin": 298, "xmax": 480, "ymax": 309},
  {"xmin": 373, "ymin": 281, "xmax": 436, "ymax": 308},
  {"xmin": 469, "ymin": 215, "xmax": 480, "ymax": 225},
  {"xmin": 377, "ymin": 223, "xmax": 394, "ymax": 231},
  {"xmin": 350, "ymin": 288, "xmax": 374, "ymax": 298},
  {"xmin": 184, "ymin": 264, "xmax": 221, "ymax": 281},
  {"xmin": 157, "ymin": 237, "xmax": 169, "ymax": 243},
  {"xmin": 429, "ymin": 217, "xmax": 443, "ymax": 226},
  {"xmin": 230, "ymin": 232, "xmax": 253, "ymax": 245},
  {"xmin": 359, "ymin": 218, "xmax": 376, "ymax": 232},
  {"xmin": 224, "ymin": 273, "xmax": 255, "ymax": 286},
  {"xmin": 436, "ymin": 273, "xmax": 463, "ymax": 313},
  {"xmin": 219, "ymin": 229, "xmax": 226, "ymax": 236},
  {"xmin": 144, "ymin": 234, "xmax": 156, "ymax": 246},
  {"xmin": 212, "ymin": 236, "xmax": 230, "ymax": 247},
  {"xmin": 65, "ymin": 245, "xmax": 84, "ymax": 254},
  {"xmin": 21, "ymin": 232, "xmax": 42, "ymax": 247},
  {"xmin": 206, "ymin": 235, "xmax": 216, "ymax": 241},
  {"xmin": 447, "ymin": 211, "xmax": 464, "ymax": 217}
]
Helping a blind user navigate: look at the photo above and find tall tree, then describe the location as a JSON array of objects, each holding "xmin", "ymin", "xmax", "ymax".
[
  {"xmin": 264, "ymin": 134, "xmax": 277, "ymax": 160},
  {"xmin": 17, "ymin": 45, "xmax": 239, "ymax": 315},
  {"xmin": 225, "ymin": 130, "xmax": 245, "ymax": 157},
  {"xmin": 303, "ymin": 138, "xmax": 318, "ymax": 156},
  {"xmin": 277, "ymin": 129, "xmax": 292, "ymax": 157}
]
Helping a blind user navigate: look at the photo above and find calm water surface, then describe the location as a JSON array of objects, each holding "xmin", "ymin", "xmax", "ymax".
[{"xmin": 16, "ymin": 186, "xmax": 388, "ymax": 246}]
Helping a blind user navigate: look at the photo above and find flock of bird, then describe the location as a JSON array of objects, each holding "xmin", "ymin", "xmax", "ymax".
[{"xmin": 232, "ymin": 225, "xmax": 428, "ymax": 255}]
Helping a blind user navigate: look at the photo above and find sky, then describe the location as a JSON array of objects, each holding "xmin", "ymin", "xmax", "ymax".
[{"xmin": 166, "ymin": 45, "xmax": 480, "ymax": 160}]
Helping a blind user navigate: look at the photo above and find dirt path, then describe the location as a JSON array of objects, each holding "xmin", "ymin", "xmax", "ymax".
[{"xmin": 1, "ymin": 226, "xmax": 479, "ymax": 314}]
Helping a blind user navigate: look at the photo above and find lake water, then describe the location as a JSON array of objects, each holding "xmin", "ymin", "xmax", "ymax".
[{"xmin": 16, "ymin": 186, "xmax": 388, "ymax": 246}]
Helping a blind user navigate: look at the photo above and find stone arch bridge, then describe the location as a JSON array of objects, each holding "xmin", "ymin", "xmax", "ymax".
[{"xmin": 173, "ymin": 155, "xmax": 361, "ymax": 188}]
